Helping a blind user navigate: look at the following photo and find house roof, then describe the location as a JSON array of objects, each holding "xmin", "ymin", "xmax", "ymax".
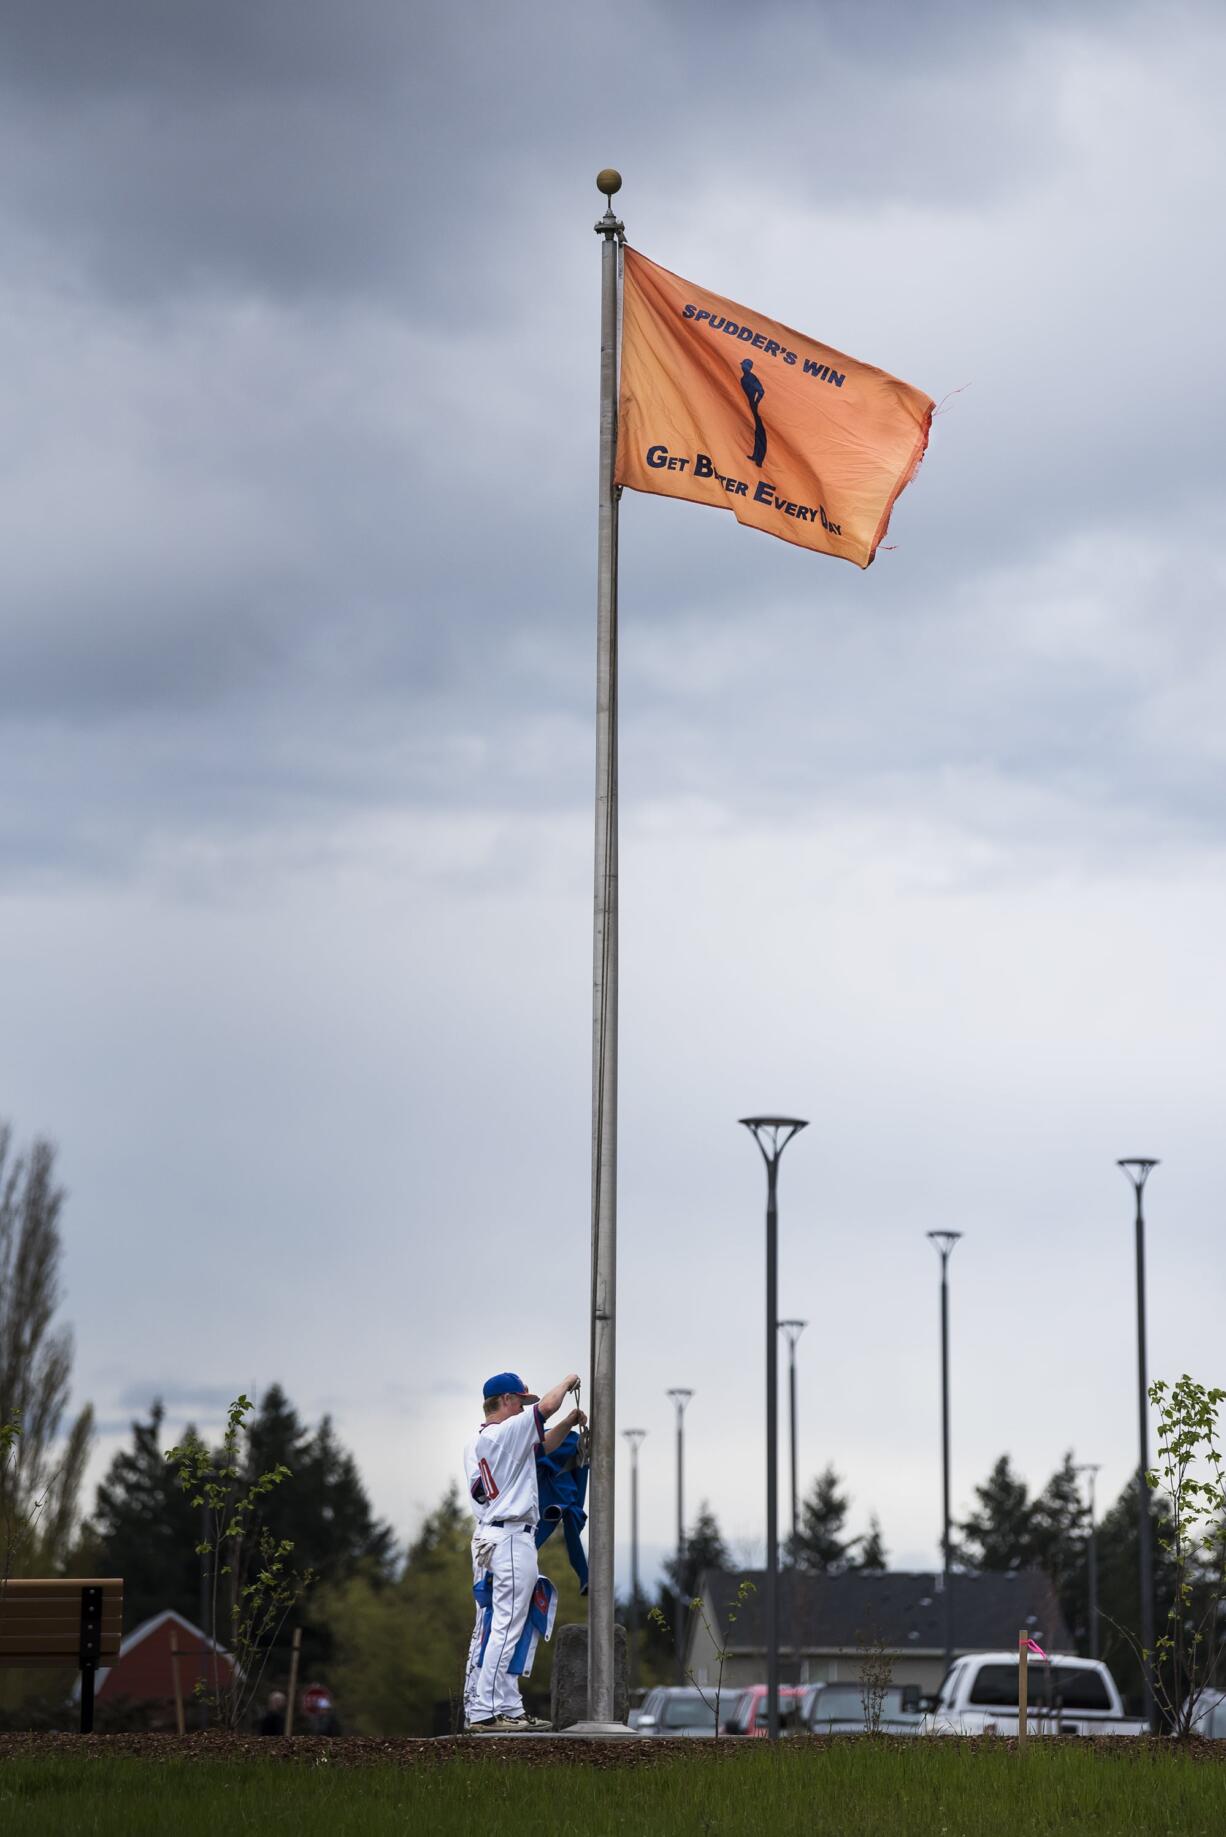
[
  {"xmin": 696, "ymin": 1568, "xmax": 1072, "ymax": 1656},
  {"xmin": 83, "ymin": 1608, "xmax": 234, "ymax": 1702}
]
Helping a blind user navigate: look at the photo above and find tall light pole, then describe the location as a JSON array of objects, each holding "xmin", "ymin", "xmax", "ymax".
[
  {"xmin": 741, "ymin": 1116, "xmax": 808, "ymax": 1742},
  {"xmin": 666, "ymin": 1388, "xmax": 693, "ymax": 1683},
  {"xmin": 927, "ymin": 1231, "xmax": 962, "ymax": 1677},
  {"xmin": 1118, "ymin": 1157, "xmax": 1158, "ymax": 1729},
  {"xmin": 778, "ymin": 1321, "xmax": 807, "ymax": 1557},
  {"xmin": 1075, "ymin": 1462, "xmax": 1102, "ymax": 1661},
  {"xmin": 623, "ymin": 1428, "xmax": 647, "ymax": 1695}
]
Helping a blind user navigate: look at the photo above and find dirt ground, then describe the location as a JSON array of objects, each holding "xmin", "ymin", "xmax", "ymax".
[
  {"xmin": 2, "ymin": 1731, "xmax": 1224, "ymax": 1770},
  {"xmin": 0, "ymin": 1730, "xmax": 718, "ymax": 1769}
]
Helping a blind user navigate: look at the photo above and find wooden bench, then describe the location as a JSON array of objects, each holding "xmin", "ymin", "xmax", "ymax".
[{"xmin": 0, "ymin": 1578, "xmax": 123, "ymax": 1732}]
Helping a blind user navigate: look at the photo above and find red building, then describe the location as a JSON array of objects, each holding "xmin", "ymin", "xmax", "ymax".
[{"xmin": 90, "ymin": 1610, "xmax": 235, "ymax": 1725}]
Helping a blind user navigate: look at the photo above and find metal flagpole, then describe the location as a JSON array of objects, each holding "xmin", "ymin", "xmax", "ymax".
[{"xmin": 587, "ymin": 167, "xmax": 624, "ymax": 1729}]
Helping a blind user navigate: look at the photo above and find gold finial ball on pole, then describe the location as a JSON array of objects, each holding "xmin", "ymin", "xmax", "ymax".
[{"xmin": 596, "ymin": 168, "xmax": 622, "ymax": 198}]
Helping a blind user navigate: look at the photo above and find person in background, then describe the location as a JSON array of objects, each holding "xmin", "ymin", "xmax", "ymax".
[
  {"xmin": 257, "ymin": 1690, "xmax": 287, "ymax": 1736},
  {"xmin": 300, "ymin": 1683, "xmax": 342, "ymax": 1735}
]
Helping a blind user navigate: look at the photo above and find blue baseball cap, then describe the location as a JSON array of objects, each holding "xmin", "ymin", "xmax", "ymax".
[{"xmin": 483, "ymin": 1371, "xmax": 539, "ymax": 1403}]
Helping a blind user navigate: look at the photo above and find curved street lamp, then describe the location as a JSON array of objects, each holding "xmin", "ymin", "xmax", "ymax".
[
  {"xmin": 1118, "ymin": 1156, "xmax": 1159, "ymax": 1729},
  {"xmin": 666, "ymin": 1389, "xmax": 693, "ymax": 1682},
  {"xmin": 741, "ymin": 1116, "xmax": 808, "ymax": 1742},
  {"xmin": 927, "ymin": 1231, "xmax": 962, "ymax": 1675},
  {"xmin": 777, "ymin": 1321, "xmax": 807, "ymax": 1557},
  {"xmin": 622, "ymin": 1428, "xmax": 647, "ymax": 1694},
  {"xmin": 1075, "ymin": 1461, "xmax": 1102, "ymax": 1661}
]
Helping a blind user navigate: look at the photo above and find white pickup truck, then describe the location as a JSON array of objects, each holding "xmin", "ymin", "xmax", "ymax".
[{"xmin": 923, "ymin": 1652, "xmax": 1148, "ymax": 1738}]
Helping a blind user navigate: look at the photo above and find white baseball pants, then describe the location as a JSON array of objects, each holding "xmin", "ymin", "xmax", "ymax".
[{"xmin": 466, "ymin": 1523, "xmax": 539, "ymax": 1722}]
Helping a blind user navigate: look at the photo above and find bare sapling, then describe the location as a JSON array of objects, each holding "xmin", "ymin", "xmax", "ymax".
[
  {"xmin": 1146, "ymin": 1375, "xmax": 1226, "ymax": 1736},
  {"xmin": 649, "ymin": 1578, "xmax": 757, "ymax": 1740},
  {"xmin": 165, "ymin": 1394, "xmax": 315, "ymax": 1729},
  {"xmin": 853, "ymin": 1621, "xmax": 893, "ymax": 1733}
]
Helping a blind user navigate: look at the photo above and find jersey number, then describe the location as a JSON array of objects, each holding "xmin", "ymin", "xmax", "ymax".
[{"xmin": 479, "ymin": 1457, "xmax": 499, "ymax": 1501}]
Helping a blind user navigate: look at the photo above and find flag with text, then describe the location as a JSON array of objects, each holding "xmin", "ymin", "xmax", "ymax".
[{"xmin": 615, "ymin": 248, "xmax": 934, "ymax": 569}]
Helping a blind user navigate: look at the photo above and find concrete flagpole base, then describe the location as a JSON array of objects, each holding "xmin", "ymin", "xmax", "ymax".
[
  {"xmin": 552, "ymin": 1623, "xmax": 630, "ymax": 1731},
  {"xmin": 562, "ymin": 1720, "xmax": 638, "ymax": 1737}
]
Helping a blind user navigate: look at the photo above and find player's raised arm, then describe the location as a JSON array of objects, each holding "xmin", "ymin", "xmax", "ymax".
[
  {"xmin": 537, "ymin": 1373, "xmax": 580, "ymax": 1419},
  {"xmin": 542, "ymin": 1406, "xmax": 587, "ymax": 1455}
]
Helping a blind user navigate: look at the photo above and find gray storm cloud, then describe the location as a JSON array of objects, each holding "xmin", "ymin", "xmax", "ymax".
[{"xmin": 0, "ymin": 0, "xmax": 1223, "ymax": 1566}]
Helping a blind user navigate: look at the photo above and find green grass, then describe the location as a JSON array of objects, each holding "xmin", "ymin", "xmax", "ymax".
[{"xmin": 1, "ymin": 1743, "xmax": 1224, "ymax": 1836}]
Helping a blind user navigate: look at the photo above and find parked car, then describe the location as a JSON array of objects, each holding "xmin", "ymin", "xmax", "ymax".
[
  {"xmin": 802, "ymin": 1680, "xmax": 925, "ymax": 1734},
  {"xmin": 721, "ymin": 1685, "xmax": 808, "ymax": 1736},
  {"xmin": 633, "ymin": 1686, "xmax": 738, "ymax": 1736},
  {"xmin": 923, "ymin": 1653, "xmax": 1148, "ymax": 1738},
  {"xmin": 1182, "ymin": 1689, "xmax": 1226, "ymax": 1738}
]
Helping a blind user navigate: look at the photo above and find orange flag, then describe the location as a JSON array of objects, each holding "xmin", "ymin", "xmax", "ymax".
[{"xmin": 615, "ymin": 248, "xmax": 933, "ymax": 569}]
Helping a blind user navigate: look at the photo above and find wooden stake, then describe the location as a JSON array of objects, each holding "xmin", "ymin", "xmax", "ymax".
[
  {"xmin": 1017, "ymin": 1628, "xmax": 1028, "ymax": 1749},
  {"xmin": 285, "ymin": 1627, "xmax": 302, "ymax": 1736},
  {"xmin": 171, "ymin": 1646, "xmax": 185, "ymax": 1737}
]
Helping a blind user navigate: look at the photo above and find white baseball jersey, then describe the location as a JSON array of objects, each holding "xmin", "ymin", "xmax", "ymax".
[{"xmin": 463, "ymin": 1404, "xmax": 545, "ymax": 1525}]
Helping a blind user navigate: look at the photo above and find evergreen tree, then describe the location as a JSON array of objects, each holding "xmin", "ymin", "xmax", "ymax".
[
  {"xmin": 1031, "ymin": 1451, "xmax": 1090, "ymax": 1643},
  {"xmin": 405, "ymin": 1483, "xmax": 467, "ymax": 1567},
  {"xmin": 791, "ymin": 1465, "xmax": 852, "ymax": 1573},
  {"xmin": 641, "ymin": 1502, "xmax": 732, "ymax": 1683},
  {"xmin": 239, "ymin": 1386, "xmax": 396, "ymax": 1680},
  {"xmin": 1095, "ymin": 1478, "xmax": 1178, "ymax": 1715},
  {"xmin": 959, "ymin": 1455, "xmax": 1032, "ymax": 1570},
  {"xmin": 244, "ymin": 1384, "xmax": 397, "ymax": 1587},
  {"xmin": 81, "ymin": 1402, "xmax": 204, "ymax": 1627},
  {"xmin": 0, "ymin": 1124, "xmax": 93, "ymax": 1572},
  {"xmin": 853, "ymin": 1513, "xmax": 888, "ymax": 1571},
  {"xmin": 84, "ymin": 1384, "xmax": 395, "ymax": 1678},
  {"xmin": 661, "ymin": 1501, "xmax": 730, "ymax": 1602}
]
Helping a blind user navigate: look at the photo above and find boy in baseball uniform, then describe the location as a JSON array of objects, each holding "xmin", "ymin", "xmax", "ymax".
[{"xmin": 462, "ymin": 1370, "xmax": 587, "ymax": 1732}]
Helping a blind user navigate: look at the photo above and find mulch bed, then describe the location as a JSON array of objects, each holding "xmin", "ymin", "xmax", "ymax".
[
  {"xmin": 0, "ymin": 1732, "xmax": 715, "ymax": 1768},
  {"xmin": 2, "ymin": 1732, "xmax": 1225, "ymax": 1769},
  {"xmin": 2, "ymin": 1726, "xmax": 1226, "ymax": 1770}
]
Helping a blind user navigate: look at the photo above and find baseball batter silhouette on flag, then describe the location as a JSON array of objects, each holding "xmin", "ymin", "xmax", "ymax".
[{"xmin": 740, "ymin": 359, "xmax": 767, "ymax": 466}]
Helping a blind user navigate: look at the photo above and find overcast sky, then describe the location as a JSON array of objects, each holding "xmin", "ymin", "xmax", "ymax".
[{"xmin": 2, "ymin": 0, "xmax": 1224, "ymax": 1589}]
